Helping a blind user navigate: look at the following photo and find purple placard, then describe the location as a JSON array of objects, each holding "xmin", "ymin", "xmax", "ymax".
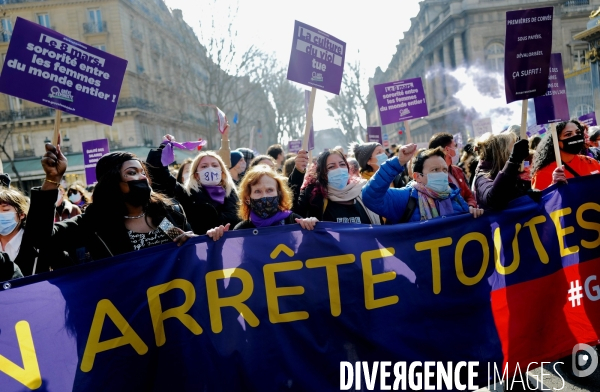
[
  {"xmin": 287, "ymin": 21, "xmax": 346, "ymax": 95},
  {"xmin": 83, "ymin": 139, "xmax": 109, "ymax": 185},
  {"xmin": 533, "ymin": 53, "xmax": 569, "ymax": 125},
  {"xmin": 0, "ymin": 17, "xmax": 127, "ymax": 125},
  {"xmin": 526, "ymin": 124, "xmax": 547, "ymax": 137},
  {"xmin": 367, "ymin": 127, "xmax": 382, "ymax": 144},
  {"xmin": 374, "ymin": 78, "xmax": 428, "ymax": 125},
  {"xmin": 579, "ymin": 112, "xmax": 597, "ymax": 127},
  {"xmin": 288, "ymin": 140, "xmax": 302, "ymax": 153},
  {"xmin": 304, "ymin": 90, "xmax": 315, "ymax": 151},
  {"xmin": 504, "ymin": 7, "xmax": 553, "ymax": 103}
]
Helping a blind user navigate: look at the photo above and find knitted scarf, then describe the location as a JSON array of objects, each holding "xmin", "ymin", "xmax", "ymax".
[
  {"xmin": 410, "ymin": 181, "xmax": 453, "ymax": 221},
  {"xmin": 327, "ymin": 180, "xmax": 381, "ymax": 225}
]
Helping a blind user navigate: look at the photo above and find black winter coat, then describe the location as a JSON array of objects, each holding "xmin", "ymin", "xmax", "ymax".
[
  {"xmin": 20, "ymin": 187, "xmax": 190, "ymax": 275},
  {"xmin": 146, "ymin": 148, "xmax": 240, "ymax": 235}
]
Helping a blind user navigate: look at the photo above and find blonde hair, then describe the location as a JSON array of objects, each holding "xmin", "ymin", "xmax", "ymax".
[
  {"xmin": 476, "ymin": 132, "xmax": 517, "ymax": 179},
  {"xmin": 237, "ymin": 166, "xmax": 293, "ymax": 221},
  {"xmin": 185, "ymin": 151, "xmax": 236, "ymax": 197},
  {"xmin": 0, "ymin": 188, "xmax": 29, "ymax": 228}
]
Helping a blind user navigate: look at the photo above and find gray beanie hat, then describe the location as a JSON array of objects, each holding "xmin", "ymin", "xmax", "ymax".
[{"xmin": 352, "ymin": 142, "xmax": 379, "ymax": 172}]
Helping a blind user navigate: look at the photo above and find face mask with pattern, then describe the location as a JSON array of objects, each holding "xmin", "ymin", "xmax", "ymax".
[{"xmin": 249, "ymin": 195, "xmax": 280, "ymax": 218}]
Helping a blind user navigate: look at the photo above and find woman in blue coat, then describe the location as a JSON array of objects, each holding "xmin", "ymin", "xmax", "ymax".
[{"xmin": 362, "ymin": 145, "xmax": 484, "ymax": 223}]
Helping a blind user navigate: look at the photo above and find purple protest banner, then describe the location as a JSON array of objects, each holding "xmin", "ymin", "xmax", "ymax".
[
  {"xmin": 288, "ymin": 140, "xmax": 302, "ymax": 153},
  {"xmin": 83, "ymin": 139, "xmax": 110, "ymax": 185},
  {"xmin": 579, "ymin": 112, "xmax": 597, "ymax": 127},
  {"xmin": 374, "ymin": 78, "xmax": 428, "ymax": 125},
  {"xmin": 526, "ymin": 124, "xmax": 547, "ymax": 137},
  {"xmin": 533, "ymin": 53, "xmax": 569, "ymax": 125},
  {"xmin": 287, "ymin": 21, "xmax": 346, "ymax": 95},
  {"xmin": 367, "ymin": 127, "xmax": 382, "ymax": 144},
  {"xmin": 304, "ymin": 90, "xmax": 315, "ymax": 151},
  {"xmin": 504, "ymin": 7, "xmax": 553, "ymax": 104},
  {"xmin": 0, "ymin": 17, "xmax": 127, "ymax": 126}
]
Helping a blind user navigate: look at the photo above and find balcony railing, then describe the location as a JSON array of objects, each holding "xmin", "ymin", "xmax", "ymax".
[
  {"xmin": 14, "ymin": 149, "xmax": 35, "ymax": 159},
  {"xmin": 83, "ymin": 21, "xmax": 107, "ymax": 34},
  {"xmin": 563, "ymin": 0, "xmax": 589, "ymax": 6},
  {"xmin": 0, "ymin": 32, "xmax": 11, "ymax": 43},
  {"xmin": 61, "ymin": 145, "xmax": 73, "ymax": 154},
  {"xmin": 0, "ymin": 107, "xmax": 54, "ymax": 122}
]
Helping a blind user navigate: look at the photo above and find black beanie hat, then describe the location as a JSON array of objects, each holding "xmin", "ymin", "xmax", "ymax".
[{"xmin": 352, "ymin": 142, "xmax": 379, "ymax": 171}]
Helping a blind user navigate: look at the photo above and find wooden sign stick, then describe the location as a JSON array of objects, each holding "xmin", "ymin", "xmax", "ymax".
[
  {"xmin": 550, "ymin": 122, "xmax": 562, "ymax": 168},
  {"xmin": 302, "ymin": 87, "xmax": 316, "ymax": 151},
  {"xmin": 52, "ymin": 110, "xmax": 62, "ymax": 146},
  {"xmin": 404, "ymin": 120, "xmax": 413, "ymax": 144},
  {"xmin": 520, "ymin": 100, "xmax": 528, "ymax": 171}
]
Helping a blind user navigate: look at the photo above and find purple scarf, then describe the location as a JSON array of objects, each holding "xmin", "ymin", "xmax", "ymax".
[
  {"xmin": 203, "ymin": 185, "xmax": 225, "ymax": 204},
  {"xmin": 250, "ymin": 210, "xmax": 292, "ymax": 228}
]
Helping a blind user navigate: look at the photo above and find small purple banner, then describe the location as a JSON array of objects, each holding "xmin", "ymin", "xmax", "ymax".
[
  {"xmin": 367, "ymin": 127, "xmax": 382, "ymax": 144},
  {"xmin": 534, "ymin": 53, "xmax": 569, "ymax": 125},
  {"xmin": 304, "ymin": 90, "xmax": 315, "ymax": 151},
  {"xmin": 83, "ymin": 138, "xmax": 109, "ymax": 185},
  {"xmin": 504, "ymin": 7, "xmax": 553, "ymax": 104},
  {"xmin": 526, "ymin": 124, "xmax": 547, "ymax": 137},
  {"xmin": 579, "ymin": 112, "xmax": 597, "ymax": 127},
  {"xmin": 374, "ymin": 77, "xmax": 428, "ymax": 125},
  {"xmin": 287, "ymin": 21, "xmax": 346, "ymax": 95},
  {"xmin": 288, "ymin": 140, "xmax": 302, "ymax": 153},
  {"xmin": 0, "ymin": 17, "xmax": 127, "ymax": 125}
]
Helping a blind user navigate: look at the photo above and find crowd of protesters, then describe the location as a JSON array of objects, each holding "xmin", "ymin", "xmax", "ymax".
[
  {"xmin": 0, "ymin": 117, "xmax": 597, "ymax": 388},
  {"xmin": 0, "ymin": 118, "xmax": 598, "ymax": 283}
]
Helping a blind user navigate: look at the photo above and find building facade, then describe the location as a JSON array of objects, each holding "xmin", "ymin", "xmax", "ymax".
[
  {"xmin": 0, "ymin": 0, "xmax": 274, "ymax": 192},
  {"xmin": 367, "ymin": 0, "xmax": 598, "ymax": 148}
]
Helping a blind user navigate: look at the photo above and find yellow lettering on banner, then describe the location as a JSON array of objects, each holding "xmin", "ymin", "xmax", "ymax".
[
  {"xmin": 305, "ymin": 254, "xmax": 355, "ymax": 317},
  {"xmin": 147, "ymin": 279, "xmax": 203, "ymax": 347},
  {"xmin": 414, "ymin": 238, "xmax": 453, "ymax": 294},
  {"xmin": 550, "ymin": 208, "xmax": 580, "ymax": 257},
  {"xmin": 523, "ymin": 215, "xmax": 549, "ymax": 263},
  {"xmin": 205, "ymin": 268, "xmax": 259, "ymax": 333},
  {"xmin": 455, "ymin": 233, "xmax": 489, "ymax": 286},
  {"xmin": 361, "ymin": 248, "xmax": 398, "ymax": 310},
  {"xmin": 0, "ymin": 321, "xmax": 41, "ymax": 389},
  {"xmin": 576, "ymin": 202, "xmax": 600, "ymax": 249},
  {"xmin": 80, "ymin": 299, "xmax": 148, "ymax": 372},
  {"xmin": 494, "ymin": 224, "xmax": 522, "ymax": 275},
  {"xmin": 263, "ymin": 261, "xmax": 308, "ymax": 323}
]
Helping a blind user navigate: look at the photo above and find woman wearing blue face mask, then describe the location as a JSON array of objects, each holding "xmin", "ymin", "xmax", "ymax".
[
  {"xmin": 0, "ymin": 188, "xmax": 34, "ymax": 281},
  {"xmin": 293, "ymin": 150, "xmax": 381, "ymax": 224},
  {"xmin": 362, "ymin": 145, "xmax": 484, "ymax": 223},
  {"xmin": 352, "ymin": 142, "xmax": 409, "ymax": 189}
]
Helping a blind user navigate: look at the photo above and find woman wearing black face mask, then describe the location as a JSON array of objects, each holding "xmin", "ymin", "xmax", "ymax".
[
  {"xmin": 532, "ymin": 120, "xmax": 600, "ymax": 190},
  {"xmin": 19, "ymin": 144, "xmax": 196, "ymax": 275}
]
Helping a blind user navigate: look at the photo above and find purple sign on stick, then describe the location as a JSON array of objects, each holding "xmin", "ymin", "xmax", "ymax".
[
  {"xmin": 304, "ymin": 90, "xmax": 315, "ymax": 151},
  {"xmin": 504, "ymin": 7, "xmax": 553, "ymax": 104},
  {"xmin": 83, "ymin": 139, "xmax": 110, "ymax": 185},
  {"xmin": 288, "ymin": 140, "xmax": 302, "ymax": 153},
  {"xmin": 534, "ymin": 53, "xmax": 569, "ymax": 125},
  {"xmin": 374, "ymin": 78, "xmax": 428, "ymax": 125},
  {"xmin": 367, "ymin": 127, "xmax": 382, "ymax": 144},
  {"xmin": 579, "ymin": 112, "xmax": 597, "ymax": 127},
  {"xmin": 0, "ymin": 17, "xmax": 127, "ymax": 126},
  {"xmin": 287, "ymin": 21, "xmax": 346, "ymax": 95},
  {"xmin": 526, "ymin": 124, "xmax": 547, "ymax": 137}
]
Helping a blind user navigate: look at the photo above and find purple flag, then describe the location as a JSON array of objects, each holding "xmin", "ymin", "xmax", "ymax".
[
  {"xmin": 579, "ymin": 112, "xmax": 597, "ymax": 127},
  {"xmin": 160, "ymin": 140, "xmax": 206, "ymax": 166},
  {"xmin": 533, "ymin": 53, "xmax": 569, "ymax": 125},
  {"xmin": 287, "ymin": 21, "xmax": 346, "ymax": 95},
  {"xmin": 367, "ymin": 127, "xmax": 382, "ymax": 144},
  {"xmin": 304, "ymin": 90, "xmax": 315, "ymax": 151},
  {"xmin": 374, "ymin": 78, "xmax": 428, "ymax": 125},
  {"xmin": 83, "ymin": 139, "xmax": 110, "ymax": 185},
  {"xmin": 0, "ymin": 17, "xmax": 127, "ymax": 125},
  {"xmin": 504, "ymin": 7, "xmax": 553, "ymax": 104},
  {"xmin": 288, "ymin": 140, "xmax": 302, "ymax": 153}
]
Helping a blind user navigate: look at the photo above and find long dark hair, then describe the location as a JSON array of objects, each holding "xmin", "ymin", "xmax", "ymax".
[
  {"xmin": 92, "ymin": 152, "xmax": 172, "ymax": 226},
  {"xmin": 532, "ymin": 120, "xmax": 584, "ymax": 175},
  {"xmin": 301, "ymin": 150, "xmax": 354, "ymax": 202}
]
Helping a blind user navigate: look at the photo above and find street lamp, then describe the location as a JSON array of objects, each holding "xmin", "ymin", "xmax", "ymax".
[{"xmin": 43, "ymin": 136, "xmax": 50, "ymax": 144}]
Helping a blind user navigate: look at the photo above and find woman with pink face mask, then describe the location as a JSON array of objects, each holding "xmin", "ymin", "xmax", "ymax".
[{"xmin": 146, "ymin": 136, "xmax": 240, "ymax": 235}]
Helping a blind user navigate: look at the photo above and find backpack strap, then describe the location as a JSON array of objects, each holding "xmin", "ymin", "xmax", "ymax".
[
  {"xmin": 563, "ymin": 162, "xmax": 581, "ymax": 178},
  {"xmin": 400, "ymin": 195, "xmax": 417, "ymax": 223}
]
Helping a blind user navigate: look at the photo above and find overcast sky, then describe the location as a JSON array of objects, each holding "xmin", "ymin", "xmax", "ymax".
[{"xmin": 163, "ymin": 0, "xmax": 422, "ymax": 131}]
